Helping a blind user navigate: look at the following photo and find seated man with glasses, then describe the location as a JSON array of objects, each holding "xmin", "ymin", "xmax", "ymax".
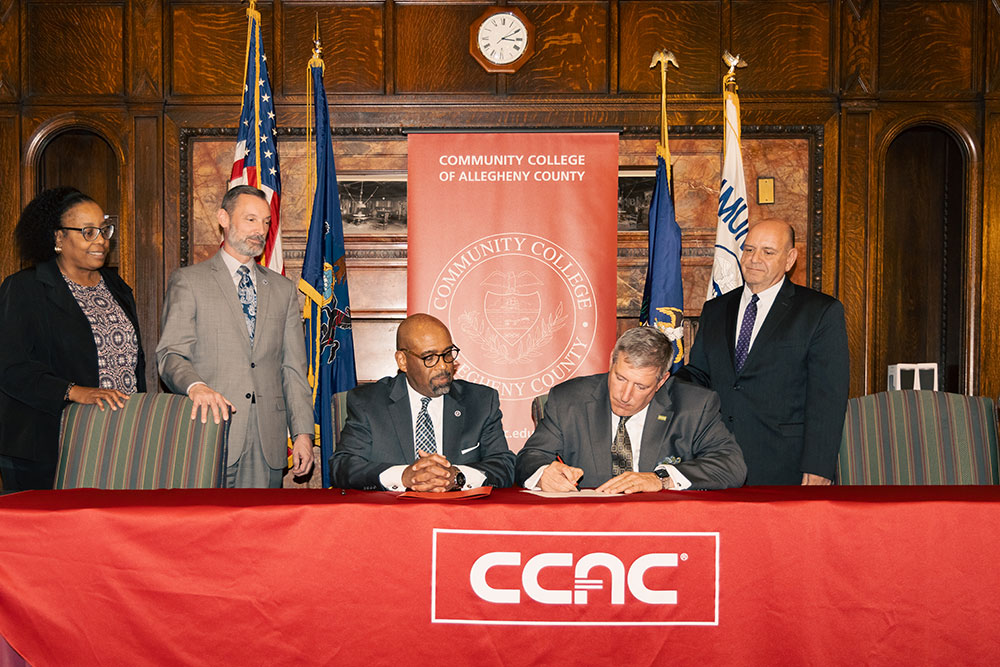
[{"xmin": 330, "ymin": 313, "xmax": 515, "ymax": 491}]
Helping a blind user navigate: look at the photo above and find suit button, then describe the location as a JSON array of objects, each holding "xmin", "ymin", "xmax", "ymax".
[
  {"xmin": 727, "ymin": 416, "xmax": 734, "ymax": 423},
  {"xmin": 733, "ymin": 384, "xmax": 741, "ymax": 391},
  {"xmin": 250, "ymin": 362, "xmax": 256, "ymax": 368},
  {"xmin": 245, "ymin": 393, "xmax": 252, "ymax": 399}
]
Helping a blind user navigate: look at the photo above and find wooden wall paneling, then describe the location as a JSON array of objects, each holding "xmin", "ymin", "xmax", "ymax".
[
  {"xmin": 617, "ymin": 1, "xmax": 721, "ymax": 95},
  {"xmin": 128, "ymin": 0, "xmax": 163, "ymax": 99},
  {"xmin": 840, "ymin": 0, "xmax": 877, "ymax": 97},
  {"xmin": 0, "ymin": 111, "xmax": 19, "ymax": 280},
  {"xmin": 988, "ymin": 0, "xmax": 1000, "ymax": 96},
  {"xmin": 0, "ymin": 0, "xmax": 19, "ymax": 101},
  {"xmin": 731, "ymin": 0, "xmax": 834, "ymax": 95},
  {"xmin": 26, "ymin": 2, "xmax": 125, "ymax": 99},
  {"xmin": 133, "ymin": 112, "xmax": 163, "ymax": 389},
  {"xmin": 981, "ymin": 102, "xmax": 1000, "ymax": 399},
  {"xmin": 280, "ymin": 3, "xmax": 385, "ymax": 97},
  {"xmin": 169, "ymin": 2, "xmax": 273, "ymax": 99},
  {"xmin": 838, "ymin": 107, "xmax": 873, "ymax": 397},
  {"xmin": 507, "ymin": 2, "xmax": 609, "ymax": 94},
  {"xmin": 394, "ymin": 3, "xmax": 495, "ymax": 94},
  {"xmin": 878, "ymin": 0, "xmax": 976, "ymax": 98}
]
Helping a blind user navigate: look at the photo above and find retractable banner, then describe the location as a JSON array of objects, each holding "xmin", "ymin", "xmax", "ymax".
[{"xmin": 408, "ymin": 132, "xmax": 619, "ymax": 451}]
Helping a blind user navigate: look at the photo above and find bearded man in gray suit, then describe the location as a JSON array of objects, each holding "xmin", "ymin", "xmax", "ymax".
[{"xmin": 157, "ymin": 185, "xmax": 314, "ymax": 488}]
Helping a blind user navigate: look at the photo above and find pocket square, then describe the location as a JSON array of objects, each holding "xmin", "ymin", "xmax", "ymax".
[{"xmin": 461, "ymin": 443, "xmax": 480, "ymax": 455}]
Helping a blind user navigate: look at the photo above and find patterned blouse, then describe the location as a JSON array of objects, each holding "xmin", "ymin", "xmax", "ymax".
[{"xmin": 64, "ymin": 275, "xmax": 139, "ymax": 393}]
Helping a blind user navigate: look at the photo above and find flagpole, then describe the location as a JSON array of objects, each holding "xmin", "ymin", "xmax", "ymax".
[{"xmin": 649, "ymin": 50, "xmax": 679, "ymax": 174}]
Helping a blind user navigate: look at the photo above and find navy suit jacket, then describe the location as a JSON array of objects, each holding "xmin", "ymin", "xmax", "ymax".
[
  {"xmin": 674, "ymin": 277, "xmax": 849, "ymax": 484},
  {"xmin": 330, "ymin": 373, "xmax": 515, "ymax": 490},
  {"xmin": 514, "ymin": 373, "xmax": 747, "ymax": 489},
  {"xmin": 0, "ymin": 259, "xmax": 146, "ymax": 463}
]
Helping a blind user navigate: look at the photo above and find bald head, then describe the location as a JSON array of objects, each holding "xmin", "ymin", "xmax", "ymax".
[
  {"xmin": 395, "ymin": 314, "xmax": 457, "ymax": 397},
  {"xmin": 396, "ymin": 313, "xmax": 449, "ymax": 350},
  {"xmin": 740, "ymin": 220, "xmax": 797, "ymax": 293}
]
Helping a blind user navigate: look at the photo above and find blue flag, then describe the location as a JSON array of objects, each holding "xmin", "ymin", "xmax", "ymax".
[
  {"xmin": 299, "ymin": 57, "xmax": 357, "ymax": 487},
  {"xmin": 639, "ymin": 155, "xmax": 685, "ymax": 372}
]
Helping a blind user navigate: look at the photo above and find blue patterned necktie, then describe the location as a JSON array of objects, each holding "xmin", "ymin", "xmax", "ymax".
[
  {"xmin": 237, "ymin": 265, "xmax": 257, "ymax": 344},
  {"xmin": 734, "ymin": 293, "xmax": 759, "ymax": 371},
  {"xmin": 414, "ymin": 396, "xmax": 436, "ymax": 458}
]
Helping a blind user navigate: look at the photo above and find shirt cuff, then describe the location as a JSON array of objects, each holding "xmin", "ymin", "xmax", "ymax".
[
  {"xmin": 663, "ymin": 464, "xmax": 692, "ymax": 490},
  {"xmin": 185, "ymin": 381, "xmax": 207, "ymax": 395},
  {"xmin": 523, "ymin": 464, "xmax": 549, "ymax": 490},
  {"xmin": 379, "ymin": 465, "xmax": 409, "ymax": 492},
  {"xmin": 456, "ymin": 465, "xmax": 486, "ymax": 490}
]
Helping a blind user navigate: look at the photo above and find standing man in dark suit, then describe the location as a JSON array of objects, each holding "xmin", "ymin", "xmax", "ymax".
[
  {"xmin": 331, "ymin": 313, "xmax": 514, "ymax": 491},
  {"xmin": 515, "ymin": 326, "xmax": 746, "ymax": 493},
  {"xmin": 675, "ymin": 220, "xmax": 849, "ymax": 485},
  {"xmin": 157, "ymin": 185, "xmax": 314, "ymax": 488}
]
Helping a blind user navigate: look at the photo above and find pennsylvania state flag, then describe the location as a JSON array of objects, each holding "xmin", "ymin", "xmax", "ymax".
[
  {"xmin": 299, "ymin": 51, "xmax": 357, "ymax": 487},
  {"xmin": 639, "ymin": 154, "xmax": 685, "ymax": 372}
]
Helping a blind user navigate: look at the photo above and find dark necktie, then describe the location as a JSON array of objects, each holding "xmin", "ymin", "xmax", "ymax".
[
  {"xmin": 414, "ymin": 396, "xmax": 436, "ymax": 457},
  {"xmin": 611, "ymin": 415, "xmax": 632, "ymax": 476},
  {"xmin": 236, "ymin": 265, "xmax": 257, "ymax": 344},
  {"xmin": 734, "ymin": 293, "xmax": 759, "ymax": 371}
]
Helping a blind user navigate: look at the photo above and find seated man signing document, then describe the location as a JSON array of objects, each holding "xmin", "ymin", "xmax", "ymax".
[
  {"xmin": 515, "ymin": 327, "xmax": 747, "ymax": 493},
  {"xmin": 330, "ymin": 314, "xmax": 514, "ymax": 491}
]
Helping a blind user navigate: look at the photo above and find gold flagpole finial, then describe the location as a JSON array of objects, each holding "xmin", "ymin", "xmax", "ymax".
[
  {"xmin": 722, "ymin": 51, "xmax": 747, "ymax": 88},
  {"xmin": 649, "ymin": 50, "xmax": 679, "ymax": 169},
  {"xmin": 309, "ymin": 14, "xmax": 325, "ymax": 69}
]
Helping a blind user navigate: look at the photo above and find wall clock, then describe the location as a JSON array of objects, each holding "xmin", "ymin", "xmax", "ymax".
[{"xmin": 470, "ymin": 7, "xmax": 535, "ymax": 73}]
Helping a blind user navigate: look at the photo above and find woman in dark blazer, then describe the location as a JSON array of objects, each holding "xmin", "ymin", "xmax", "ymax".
[{"xmin": 0, "ymin": 188, "xmax": 146, "ymax": 491}]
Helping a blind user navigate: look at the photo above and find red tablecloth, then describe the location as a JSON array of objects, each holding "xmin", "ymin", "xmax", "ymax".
[{"xmin": 1, "ymin": 487, "xmax": 999, "ymax": 665}]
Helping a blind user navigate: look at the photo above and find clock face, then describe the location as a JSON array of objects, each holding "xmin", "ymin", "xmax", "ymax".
[{"xmin": 477, "ymin": 12, "xmax": 528, "ymax": 65}]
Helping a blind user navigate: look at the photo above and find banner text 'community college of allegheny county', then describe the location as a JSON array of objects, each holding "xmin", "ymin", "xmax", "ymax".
[{"xmin": 408, "ymin": 133, "xmax": 618, "ymax": 451}]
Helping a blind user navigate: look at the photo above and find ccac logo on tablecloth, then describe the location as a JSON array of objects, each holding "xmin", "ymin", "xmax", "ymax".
[{"xmin": 431, "ymin": 529, "xmax": 719, "ymax": 625}]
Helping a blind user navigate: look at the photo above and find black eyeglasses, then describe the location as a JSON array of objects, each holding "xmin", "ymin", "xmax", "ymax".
[
  {"xmin": 399, "ymin": 346, "xmax": 460, "ymax": 367},
  {"xmin": 59, "ymin": 216, "xmax": 117, "ymax": 242}
]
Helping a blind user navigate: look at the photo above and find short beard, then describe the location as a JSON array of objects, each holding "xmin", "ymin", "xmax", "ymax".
[{"xmin": 429, "ymin": 371, "xmax": 453, "ymax": 396}]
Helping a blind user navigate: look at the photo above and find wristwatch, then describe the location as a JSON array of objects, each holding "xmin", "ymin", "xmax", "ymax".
[
  {"xmin": 654, "ymin": 467, "xmax": 673, "ymax": 490},
  {"xmin": 451, "ymin": 468, "xmax": 466, "ymax": 490}
]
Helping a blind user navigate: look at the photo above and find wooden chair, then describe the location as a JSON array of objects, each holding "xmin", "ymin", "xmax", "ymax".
[{"xmin": 56, "ymin": 392, "xmax": 229, "ymax": 489}]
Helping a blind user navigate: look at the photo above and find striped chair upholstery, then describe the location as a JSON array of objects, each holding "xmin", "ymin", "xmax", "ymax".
[
  {"xmin": 836, "ymin": 390, "xmax": 999, "ymax": 485},
  {"xmin": 56, "ymin": 392, "xmax": 229, "ymax": 489},
  {"xmin": 333, "ymin": 391, "xmax": 349, "ymax": 445},
  {"xmin": 530, "ymin": 393, "xmax": 549, "ymax": 427}
]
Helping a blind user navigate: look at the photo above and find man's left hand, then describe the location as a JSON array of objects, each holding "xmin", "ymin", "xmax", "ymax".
[
  {"xmin": 596, "ymin": 472, "xmax": 663, "ymax": 494},
  {"xmin": 801, "ymin": 473, "xmax": 832, "ymax": 485},
  {"xmin": 290, "ymin": 434, "xmax": 315, "ymax": 476}
]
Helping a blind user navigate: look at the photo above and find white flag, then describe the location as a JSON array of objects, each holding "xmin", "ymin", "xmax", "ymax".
[{"xmin": 707, "ymin": 84, "xmax": 749, "ymax": 300}]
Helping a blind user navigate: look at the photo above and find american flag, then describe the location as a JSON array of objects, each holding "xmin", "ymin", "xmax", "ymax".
[{"xmin": 229, "ymin": 2, "xmax": 283, "ymax": 274}]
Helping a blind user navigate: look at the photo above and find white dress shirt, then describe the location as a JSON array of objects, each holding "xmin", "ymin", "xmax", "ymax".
[{"xmin": 735, "ymin": 278, "xmax": 784, "ymax": 352}]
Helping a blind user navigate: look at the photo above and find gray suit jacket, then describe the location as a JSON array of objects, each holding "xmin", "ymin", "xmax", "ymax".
[
  {"xmin": 515, "ymin": 374, "xmax": 747, "ymax": 489},
  {"xmin": 330, "ymin": 373, "xmax": 515, "ymax": 490},
  {"xmin": 156, "ymin": 251, "xmax": 313, "ymax": 468}
]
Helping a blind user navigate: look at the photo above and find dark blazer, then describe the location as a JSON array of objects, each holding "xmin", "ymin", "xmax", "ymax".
[
  {"xmin": 330, "ymin": 373, "xmax": 515, "ymax": 490},
  {"xmin": 514, "ymin": 373, "xmax": 747, "ymax": 489},
  {"xmin": 0, "ymin": 259, "xmax": 146, "ymax": 463},
  {"xmin": 674, "ymin": 277, "xmax": 849, "ymax": 485}
]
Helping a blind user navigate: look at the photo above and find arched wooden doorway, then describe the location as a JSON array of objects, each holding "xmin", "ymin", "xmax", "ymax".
[{"xmin": 879, "ymin": 125, "xmax": 967, "ymax": 392}]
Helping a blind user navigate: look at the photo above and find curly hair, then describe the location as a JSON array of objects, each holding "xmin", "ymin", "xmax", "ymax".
[{"xmin": 15, "ymin": 187, "xmax": 96, "ymax": 265}]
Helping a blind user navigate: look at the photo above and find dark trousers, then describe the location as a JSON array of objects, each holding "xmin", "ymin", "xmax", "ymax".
[{"xmin": 0, "ymin": 455, "xmax": 57, "ymax": 492}]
